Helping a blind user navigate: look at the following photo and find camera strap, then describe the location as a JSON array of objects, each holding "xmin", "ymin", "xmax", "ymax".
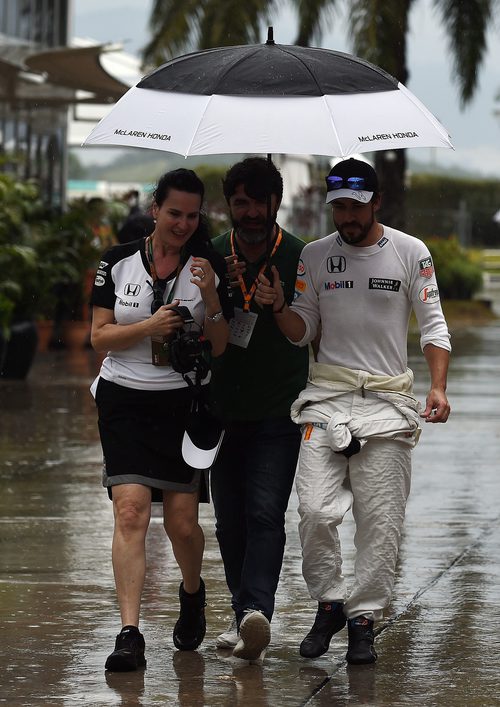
[{"xmin": 145, "ymin": 235, "xmax": 182, "ymax": 304}]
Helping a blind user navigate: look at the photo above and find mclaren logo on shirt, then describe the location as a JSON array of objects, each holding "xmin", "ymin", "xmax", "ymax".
[
  {"xmin": 324, "ymin": 280, "xmax": 353, "ymax": 290},
  {"xmin": 327, "ymin": 256, "xmax": 346, "ymax": 273},
  {"xmin": 369, "ymin": 278, "xmax": 401, "ymax": 292},
  {"xmin": 124, "ymin": 283, "xmax": 141, "ymax": 296}
]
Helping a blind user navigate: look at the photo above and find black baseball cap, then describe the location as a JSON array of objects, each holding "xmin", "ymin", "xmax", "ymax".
[{"xmin": 325, "ymin": 158, "xmax": 378, "ymax": 204}]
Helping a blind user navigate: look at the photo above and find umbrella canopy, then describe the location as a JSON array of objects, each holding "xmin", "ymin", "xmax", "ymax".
[{"xmin": 84, "ymin": 31, "xmax": 453, "ymax": 158}]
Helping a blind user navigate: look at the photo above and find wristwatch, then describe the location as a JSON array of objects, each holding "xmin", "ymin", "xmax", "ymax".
[{"xmin": 205, "ymin": 310, "xmax": 224, "ymax": 322}]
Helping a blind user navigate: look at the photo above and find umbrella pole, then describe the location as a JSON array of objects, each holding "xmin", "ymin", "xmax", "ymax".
[{"xmin": 265, "ymin": 152, "xmax": 273, "ymax": 272}]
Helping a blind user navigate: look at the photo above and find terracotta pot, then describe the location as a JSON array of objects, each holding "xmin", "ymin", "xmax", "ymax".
[
  {"xmin": 36, "ymin": 320, "xmax": 54, "ymax": 352},
  {"xmin": 61, "ymin": 321, "xmax": 91, "ymax": 350}
]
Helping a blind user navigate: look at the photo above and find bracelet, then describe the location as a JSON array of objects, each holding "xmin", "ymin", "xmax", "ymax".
[
  {"xmin": 273, "ymin": 299, "xmax": 287, "ymax": 314},
  {"xmin": 205, "ymin": 310, "xmax": 224, "ymax": 322}
]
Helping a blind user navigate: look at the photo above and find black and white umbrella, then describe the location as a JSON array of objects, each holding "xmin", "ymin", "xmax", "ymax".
[{"xmin": 84, "ymin": 29, "xmax": 453, "ymax": 158}]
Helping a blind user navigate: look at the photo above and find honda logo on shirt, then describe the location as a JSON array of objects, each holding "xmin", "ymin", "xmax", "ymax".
[
  {"xmin": 327, "ymin": 256, "xmax": 346, "ymax": 273},
  {"xmin": 124, "ymin": 283, "xmax": 141, "ymax": 296}
]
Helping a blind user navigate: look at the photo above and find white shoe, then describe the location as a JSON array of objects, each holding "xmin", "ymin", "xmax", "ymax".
[
  {"xmin": 216, "ymin": 616, "xmax": 239, "ymax": 649},
  {"xmin": 232, "ymin": 610, "xmax": 270, "ymax": 661}
]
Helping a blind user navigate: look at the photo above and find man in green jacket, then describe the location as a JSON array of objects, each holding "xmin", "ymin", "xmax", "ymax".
[{"xmin": 210, "ymin": 157, "xmax": 309, "ymax": 661}]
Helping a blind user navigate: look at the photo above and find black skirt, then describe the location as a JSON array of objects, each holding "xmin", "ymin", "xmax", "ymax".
[{"xmin": 95, "ymin": 377, "xmax": 209, "ymax": 502}]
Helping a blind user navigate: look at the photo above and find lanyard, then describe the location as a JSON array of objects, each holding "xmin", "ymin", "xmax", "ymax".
[
  {"xmin": 230, "ymin": 227, "xmax": 283, "ymax": 312},
  {"xmin": 145, "ymin": 235, "xmax": 181, "ymax": 305}
]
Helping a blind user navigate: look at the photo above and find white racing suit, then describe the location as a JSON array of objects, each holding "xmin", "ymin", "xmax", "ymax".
[{"xmin": 291, "ymin": 363, "xmax": 422, "ymax": 621}]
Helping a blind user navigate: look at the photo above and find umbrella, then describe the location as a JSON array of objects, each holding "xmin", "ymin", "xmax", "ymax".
[{"xmin": 83, "ymin": 28, "xmax": 453, "ymax": 159}]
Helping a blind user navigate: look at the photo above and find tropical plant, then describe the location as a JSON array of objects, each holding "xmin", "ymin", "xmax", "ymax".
[
  {"xmin": 0, "ymin": 175, "xmax": 102, "ymax": 335},
  {"xmin": 143, "ymin": 0, "xmax": 493, "ymax": 229},
  {"xmin": 0, "ymin": 174, "xmax": 46, "ymax": 335},
  {"xmin": 143, "ymin": 0, "xmax": 277, "ymax": 65}
]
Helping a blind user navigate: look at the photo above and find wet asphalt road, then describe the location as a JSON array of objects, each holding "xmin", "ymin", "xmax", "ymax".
[{"xmin": 1, "ymin": 323, "xmax": 499, "ymax": 706}]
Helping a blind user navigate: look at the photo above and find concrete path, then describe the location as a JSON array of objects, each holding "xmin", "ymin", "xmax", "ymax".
[{"xmin": 1, "ymin": 323, "xmax": 499, "ymax": 706}]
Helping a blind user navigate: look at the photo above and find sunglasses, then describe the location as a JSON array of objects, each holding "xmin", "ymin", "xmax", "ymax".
[
  {"xmin": 151, "ymin": 279, "xmax": 167, "ymax": 314},
  {"xmin": 326, "ymin": 176, "xmax": 367, "ymax": 190}
]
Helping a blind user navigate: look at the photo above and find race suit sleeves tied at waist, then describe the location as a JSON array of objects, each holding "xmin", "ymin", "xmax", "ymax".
[{"xmin": 290, "ymin": 363, "xmax": 422, "ymax": 450}]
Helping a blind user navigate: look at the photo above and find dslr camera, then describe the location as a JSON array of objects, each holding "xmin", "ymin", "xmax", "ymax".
[{"xmin": 151, "ymin": 306, "xmax": 211, "ymax": 377}]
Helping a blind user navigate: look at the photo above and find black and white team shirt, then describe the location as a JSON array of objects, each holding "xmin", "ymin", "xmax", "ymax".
[
  {"xmin": 290, "ymin": 226, "xmax": 451, "ymax": 377},
  {"xmin": 90, "ymin": 238, "xmax": 232, "ymax": 391}
]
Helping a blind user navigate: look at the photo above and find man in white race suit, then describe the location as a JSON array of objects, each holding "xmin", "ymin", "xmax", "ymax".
[{"xmin": 254, "ymin": 158, "xmax": 451, "ymax": 665}]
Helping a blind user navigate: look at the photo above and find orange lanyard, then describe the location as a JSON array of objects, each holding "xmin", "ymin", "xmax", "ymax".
[{"xmin": 230, "ymin": 228, "xmax": 283, "ymax": 312}]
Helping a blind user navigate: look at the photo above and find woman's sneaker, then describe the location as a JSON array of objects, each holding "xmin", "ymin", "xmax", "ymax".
[
  {"xmin": 232, "ymin": 609, "xmax": 270, "ymax": 661},
  {"xmin": 105, "ymin": 625, "xmax": 146, "ymax": 672},
  {"xmin": 173, "ymin": 578, "xmax": 206, "ymax": 651},
  {"xmin": 216, "ymin": 616, "xmax": 239, "ymax": 649}
]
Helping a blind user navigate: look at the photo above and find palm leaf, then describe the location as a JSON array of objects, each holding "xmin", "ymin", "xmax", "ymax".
[{"xmin": 434, "ymin": 0, "xmax": 493, "ymax": 106}]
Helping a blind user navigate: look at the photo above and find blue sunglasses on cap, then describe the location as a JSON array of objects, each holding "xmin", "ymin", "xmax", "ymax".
[{"xmin": 326, "ymin": 176, "xmax": 367, "ymax": 190}]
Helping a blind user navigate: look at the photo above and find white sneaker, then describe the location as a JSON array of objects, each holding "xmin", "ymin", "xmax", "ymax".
[
  {"xmin": 232, "ymin": 610, "xmax": 270, "ymax": 661},
  {"xmin": 216, "ymin": 616, "xmax": 239, "ymax": 649}
]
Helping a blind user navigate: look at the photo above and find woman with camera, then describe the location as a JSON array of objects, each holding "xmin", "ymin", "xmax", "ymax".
[{"xmin": 90, "ymin": 168, "xmax": 232, "ymax": 672}]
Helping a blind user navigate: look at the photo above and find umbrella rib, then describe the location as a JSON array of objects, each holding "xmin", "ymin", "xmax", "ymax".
[
  {"xmin": 321, "ymin": 95, "xmax": 345, "ymax": 157},
  {"xmin": 184, "ymin": 94, "xmax": 214, "ymax": 156},
  {"xmin": 278, "ymin": 46, "xmax": 324, "ymax": 95}
]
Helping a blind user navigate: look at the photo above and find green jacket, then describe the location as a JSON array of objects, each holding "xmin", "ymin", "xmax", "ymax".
[{"xmin": 210, "ymin": 228, "xmax": 309, "ymax": 421}]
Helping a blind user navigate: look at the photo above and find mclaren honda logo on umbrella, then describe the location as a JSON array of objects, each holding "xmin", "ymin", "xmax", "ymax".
[
  {"xmin": 114, "ymin": 129, "xmax": 171, "ymax": 142},
  {"xmin": 358, "ymin": 131, "xmax": 419, "ymax": 143}
]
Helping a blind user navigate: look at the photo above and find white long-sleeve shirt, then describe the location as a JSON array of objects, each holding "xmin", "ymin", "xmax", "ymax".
[{"xmin": 290, "ymin": 226, "xmax": 451, "ymax": 377}]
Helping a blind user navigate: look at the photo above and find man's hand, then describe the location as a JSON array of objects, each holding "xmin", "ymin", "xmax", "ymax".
[
  {"xmin": 224, "ymin": 254, "xmax": 246, "ymax": 288},
  {"xmin": 420, "ymin": 388, "xmax": 450, "ymax": 423},
  {"xmin": 255, "ymin": 265, "xmax": 285, "ymax": 311}
]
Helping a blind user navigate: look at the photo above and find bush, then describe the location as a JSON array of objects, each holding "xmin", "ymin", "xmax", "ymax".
[{"xmin": 424, "ymin": 236, "xmax": 483, "ymax": 300}]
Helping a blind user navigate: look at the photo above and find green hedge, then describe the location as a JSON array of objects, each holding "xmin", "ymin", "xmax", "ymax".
[{"xmin": 424, "ymin": 236, "xmax": 483, "ymax": 300}]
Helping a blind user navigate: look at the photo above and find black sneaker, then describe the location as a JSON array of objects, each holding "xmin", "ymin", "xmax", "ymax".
[
  {"xmin": 299, "ymin": 602, "xmax": 346, "ymax": 658},
  {"xmin": 346, "ymin": 617, "xmax": 377, "ymax": 665},
  {"xmin": 105, "ymin": 625, "xmax": 146, "ymax": 672},
  {"xmin": 173, "ymin": 578, "xmax": 206, "ymax": 651}
]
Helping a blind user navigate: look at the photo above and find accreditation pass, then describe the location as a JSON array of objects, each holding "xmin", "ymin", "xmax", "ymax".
[{"xmin": 228, "ymin": 307, "xmax": 258, "ymax": 348}]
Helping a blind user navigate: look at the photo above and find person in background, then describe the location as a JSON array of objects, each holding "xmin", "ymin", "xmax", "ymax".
[
  {"xmin": 117, "ymin": 212, "xmax": 156, "ymax": 244},
  {"xmin": 255, "ymin": 157, "xmax": 451, "ymax": 665},
  {"xmin": 117, "ymin": 189, "xmax": 156, "ymax": 245},
  {"xmin": 210, "ymin": 157, "xmax": 309, "ymax": 661},
  {"xmin": 90, "ymin": 168, "xmax": 232, "ymax": 672}
]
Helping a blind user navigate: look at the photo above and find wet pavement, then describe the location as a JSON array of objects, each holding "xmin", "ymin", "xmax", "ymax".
[{"xmin": 1, "ymin": 323, "xmax": 500, "ymax": 706}]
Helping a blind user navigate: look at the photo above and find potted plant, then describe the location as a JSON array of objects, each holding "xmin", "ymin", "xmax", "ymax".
[
  {"xmin": 0, "ymin": 174, "xmax": 103, "ymax": 376},
  {"xmin": 0, "ymin": 173, "xmax": 47, "ymax": 378}
]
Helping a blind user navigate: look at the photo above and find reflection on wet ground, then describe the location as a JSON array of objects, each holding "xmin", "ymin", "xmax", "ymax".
[{"xmin": 1, "ymin": 324, "xmax": 499, "ymax": 706}]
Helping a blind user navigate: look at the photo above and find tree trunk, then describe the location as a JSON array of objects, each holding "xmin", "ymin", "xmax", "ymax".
[
  {"xmin": 350, "ymin": 0, "xmax": 412, "ymax": 232},
  {"xmin": 375, "ymin": 150, "xmax": 407, "ymax": 231}
]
